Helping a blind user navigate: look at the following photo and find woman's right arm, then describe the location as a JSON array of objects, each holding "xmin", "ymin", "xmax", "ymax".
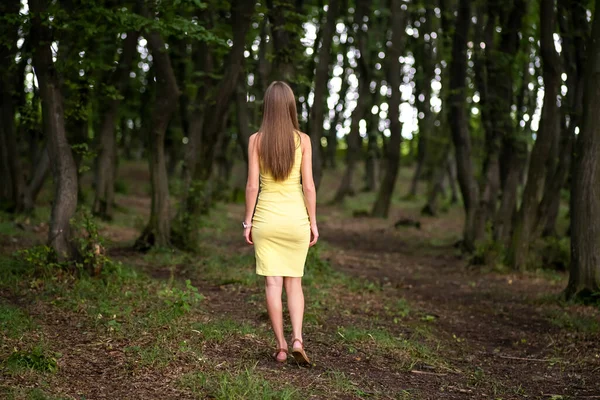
[{"xmin": 300, "ymin": 134, "xmax": 319, "ymax": 246}]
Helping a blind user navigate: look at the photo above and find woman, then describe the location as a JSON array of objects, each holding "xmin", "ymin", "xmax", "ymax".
[{"xmin": 243, "ymin": 81, "xmax": 319, "ymax": 365}]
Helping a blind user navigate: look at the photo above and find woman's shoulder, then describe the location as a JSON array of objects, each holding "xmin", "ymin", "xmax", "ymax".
[{"xmin": 296, "ymin": 131, "xmax": 310, "ymax": 147}]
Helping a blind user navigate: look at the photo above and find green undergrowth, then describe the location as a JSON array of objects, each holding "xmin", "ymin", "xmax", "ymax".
[
  {"xmin": 0, "ymin": 302, "xmax": 35, "ymax": 339},
  {"xmin": 178, "ymin": 364, "xmax": 299, "ymax": 400},
  {"xmin": 4, "ymin": 344, "xmax": 59, "ymax": 374},
  {"xmin": 546, "ymin": 309, "xmax": 599, "ymax": 334},
  {"xmin": 335, "ymin": 325, "xmax": 445, "ymax": 371},
  {"xmin": 0, "ymin": 387, "xmax": 69, "ymax": 400}
]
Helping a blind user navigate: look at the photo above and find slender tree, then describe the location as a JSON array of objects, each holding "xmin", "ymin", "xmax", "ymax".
[
  {"xmin": 134, "ymin": 5, "xmax": 181, "ymax": 250},
  {"xmin": 93, "ymin": 31, "xmax": 138, "ymax": 220},
  {"xmin": 332, "ymin": 0, "xmax": 371, "ymax": 203},
  {"xmin": 565, "ymin": 0, "xmax": 600, "ymax": 300},
  {"xmin": 0, "ymin": 2, "xmax": 25, "ymax": 213},
  {"xmin": 30, "ymin": 0, "xmax": 79, "ymax": 259},
  {"xmin": 371, "ymin": 0, "xmax": 408, "ymax": 217},
  {"xmin": 508, "ymin": 0, "xmax": 561, "ymax": 269},
  {"xmin": 309, "ymin": 0, "xmax": 339, "ymax": 190},
  {"xmin": 447, "ymin": 0, "xmax": 477, "ymax": 249}
]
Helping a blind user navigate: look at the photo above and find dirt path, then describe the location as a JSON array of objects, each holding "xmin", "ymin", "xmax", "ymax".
[{"xmin": 320, "ymin": 208, "xmax": 600, "ymax": 399}]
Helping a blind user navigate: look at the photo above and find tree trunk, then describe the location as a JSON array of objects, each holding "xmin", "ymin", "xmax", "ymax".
[
  {"xmin": 447, "ymin": 0, "xmax": 477, "ymax": 249},
  {"xmin": 93, "ymin": 32, "xmax": 138, "ymax": 220},
  {"xmin": 371, "ymin": 0, "xmax": 408, "ymax": 218},
  {"xmin": 30, "ymin": 0, "xmax": 79, "ymax": 260},
  {"xmin": 565, "ymin": 0, "xmax": 600, "ymax": 300},
  {"xmin": 196, "ymin": 0, "xmax": 255, "ymax": 181},
  {"xmin": 473, "ymin": 0, "xmax": 526, "ymax": 245},
  {"xmin": 0, "ymin": 2, "xmax": 25, "ymax": 213},
  {"xmin": 364, "ymin": 91, "xmax": 380, "ymax": 192},
  {"xmin": 308, "ymin": 0, "xmax": 338, "ymax": 190},
  {"xmin": 494, "ymin": 56, "xmax": 531, "ymax": 244},
  {"xmin": 508, "ymin": 0, "xmax": 562, "ymax": 270},
  {"xmin": 540, "ymin": 0, "xmax": 588, "ymax": 237},
  {"xmin": 266, "ymin": 0, "xmax": 300, "ymax": 83},
  {"xmin": 408, "ymin": 5, "xmax": 436, "ymax": 198},
  {"xmin": 134, "ymin": 5, "xmax": 181, "ymax": 250},
  {"xmin": 23, "ymin": 147, "xmax": 50, "ymax": 212},
  {"xmin": 332, "ymin": 0, "xmax": 371, "ymax": 203},
  {"xmin": 421, "ymin": 151, "xmax": 449, "ymax": 216}
]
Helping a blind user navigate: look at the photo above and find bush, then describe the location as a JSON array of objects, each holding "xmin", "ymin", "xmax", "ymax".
[
  {"xmin": 5, "ymin": 345, "xmax": 59, "ymax": 373},
  {"xmin": 14, "ymin": 209, "xmax": 117, "ymax": 278}
]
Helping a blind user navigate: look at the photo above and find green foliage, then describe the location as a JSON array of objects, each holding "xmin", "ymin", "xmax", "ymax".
[
  {"xmin": 159, "ymin": 279, "xmax": 204, "ymax": 316},
  {"xmin": 539, "ymin": 237, "xmax": 570, "ymax": 271},
  {"xmin": 70, "ymin": 143, "xmax": 96, "ymax": 174},
  {"xmin": 12, "ymin": 210, "xmax": 117, "ymax": 278},
  {"xmin": 0, "ymin": 302, "xmax": 34, "ymax": 338},
  {"xmin": 71, "ymin": 208, "xmax": 113, "ymax": 276},
  {"xmin": 14, "ymin": 245, "xmax": 62, "ymax": 276},
  {"xmin": 547, "ymin": 310, "xmax": 599, "ymax": 334},
  {"xmin": 5, "ymin": 345, "xmax": 59, "ymax": 374}
]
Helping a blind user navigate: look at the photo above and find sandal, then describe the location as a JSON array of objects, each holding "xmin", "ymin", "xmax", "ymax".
[
  {"xmin": 272, "ymin": 348, "xmax": 288, "ymax": 363},
  {"xmin": 291, "ymin": 338, "xmax": 311, "ymax": 366}
]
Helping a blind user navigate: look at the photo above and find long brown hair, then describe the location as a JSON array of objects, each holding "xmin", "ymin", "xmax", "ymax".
[{"xmin": 258, "ymin": 81, "xmax": 300, "ymax": 181}]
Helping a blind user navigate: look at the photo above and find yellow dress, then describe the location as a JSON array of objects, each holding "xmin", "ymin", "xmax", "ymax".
[{"xmin": 252, "ymin": 134, "xmax": 310, "ymax": 277}]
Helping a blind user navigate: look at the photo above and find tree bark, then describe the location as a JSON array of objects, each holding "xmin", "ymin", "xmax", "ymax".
[
  {"xmin": 494, "ymin": 54, "xmax": 531, "ymax": 245},
  {"xmin": 364, "ymin": 88, "xmax": 380, "ymax": 192},
  {"xmin": 195, "ymin": 0, "xmax": 255, "ymax": 181},
  {"xmin": 30, "ymin": 0, "xmax": 79, "ymax": 260},
  {"xmin": 0, "ymin": 2, "xmax": 25, "ymax": 213},
  {"xmin": 309, "ymin": 0, "xmax": 339, "ymax": 190},
  {"xmin": 93, "ymin": 32, "xmax": 138, "ymax": 220},
  {"xmin": 134, "ymin": 5, "xmax": 181, "ymax": 250},
  {"xmin": 565, "ymin": 0, "xmax": 600, "ymax": 300},
  {"xmin": 409, "ymin": 6, "xmax": 436, "ymax": 198},
  {"xmin": 540, "ymin": 0, "xmax": 588, "ymax": 237},
  {"xmin": 266, "ymin": 0, "xmax": 299, "ymax": 82},
  {"xmin": 23, "ymin": 147, "xmax": 50, "ymax": 212},
  {"xmin": 371, "ymin": 0, "xmax": 408, "ymax": 218},
  {"xmin": 473, "ymin": 0, "xmax": 526, "ymax": 244},
  {"xmin": 508, "ymin": 0, "xmax": 562, "ymax": 269},
  {"xmin": 447, "ymin": 0, "xmax": 477, "ymax": 249}
]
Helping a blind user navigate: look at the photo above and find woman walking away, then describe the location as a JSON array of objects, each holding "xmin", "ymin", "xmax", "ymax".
[{"xmin": 243, "ymin": 81, "xmax": 319, "ymax": 365}]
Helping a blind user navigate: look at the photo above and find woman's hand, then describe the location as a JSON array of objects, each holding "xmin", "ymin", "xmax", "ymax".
[
  {"xmin": 309, "ymin": 223, "xmax": 319, "ymax": 247},
  {"xmin": 244, "ymin": 227, "xmax": 253, "ymax": 245}
]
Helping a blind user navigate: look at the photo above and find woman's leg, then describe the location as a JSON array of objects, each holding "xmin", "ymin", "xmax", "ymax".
[
  {"xmin": 265, "ymin": 276, "xmax": 287, "ymax": 359},
  {"xmin": 284, "ymin": 277, "xmax": 304, "ymax": 345}
]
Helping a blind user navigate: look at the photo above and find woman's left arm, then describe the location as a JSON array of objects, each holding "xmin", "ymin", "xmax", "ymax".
[{"xmin": 244, "ymin": 134, "xmax": 260, "ymax": 244}]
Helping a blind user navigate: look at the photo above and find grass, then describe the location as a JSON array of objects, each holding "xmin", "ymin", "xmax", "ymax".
[
  {"xmin": 0, "ymin": 387, "xmax": 70, "ymax": 400},
  {"xmin": 335, "ymin": 325, "xmax": 445, "ymax": 371},
  {"xmin": 178, "ymin": 364, "xmax": 300, "ymax": 400},
  {"xmin": 0, "ymin": 302, "xmax": 34, "ymax": 338},
  {"xmin": 191, "ymin": 318, "xmax": 259, "ymax": 343},
  {"xmin": 547, "ymin": 309, "xmax": 600, "ymax": 334},
  {"xmin": 4, "ymin": 344, "xmax": 59, "ymax": 374}
]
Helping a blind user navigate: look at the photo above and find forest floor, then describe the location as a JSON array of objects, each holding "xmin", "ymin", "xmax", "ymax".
[{"xmin": 1, "ymin": 162, "xmax": 599, "ymax": 400}]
